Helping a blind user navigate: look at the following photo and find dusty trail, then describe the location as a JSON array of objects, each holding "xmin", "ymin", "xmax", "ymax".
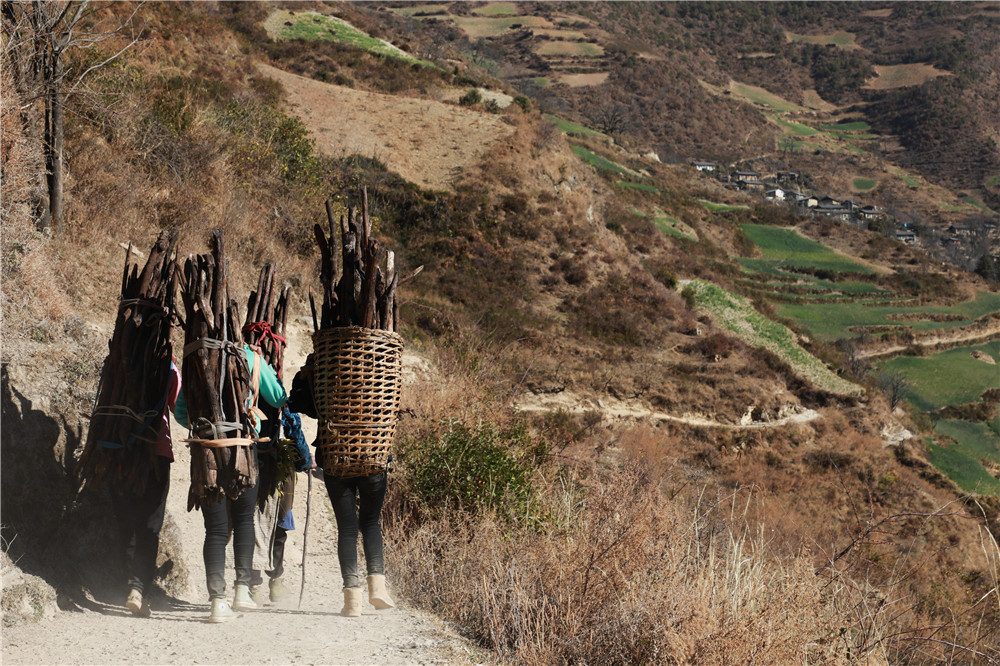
[{"xmin": 1, "ymin": 320, "xmax": 475, "ymax": 666}]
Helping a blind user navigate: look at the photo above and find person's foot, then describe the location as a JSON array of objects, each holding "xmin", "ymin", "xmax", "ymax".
[
  {"xmin": 232, "ymin": 584, "xmax": 257, "ymax": 611},
  {"xmin": 268, "ymin": 577, "xmax": 286, "ymax": 602},
  {"xmin": 126, "ymin": 589, "xmax": 151, "ymax": 618},
  {"xmin": 208, "ymin": 598, "xmax": 235, "ymax": 623},
  {"xmin": 250, "ymin": 585, "xmax": 266, "ymax": 606}
]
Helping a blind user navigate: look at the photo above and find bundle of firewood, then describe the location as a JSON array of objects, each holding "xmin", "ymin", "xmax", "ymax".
[
  {"xmin": 311, "ymin": 188, "xmax": 404, "ymax": 332},
  {"xmin": 242, "ymin": 263, "xmax": 292, "ymax": 507},
  {"xmin": 177, "ymin": 230, "xmax": 256, "ymax": 510},
  {"xmin": 76, "ymin": 231, "xmax": 178, "ymax": 496}
]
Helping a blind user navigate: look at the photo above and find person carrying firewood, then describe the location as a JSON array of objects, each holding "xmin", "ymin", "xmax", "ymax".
[
  {"xmin": 174, "ymin": 345, "xmax": 287, "ymax": 622},
  {"xmin": 110, "ymin": 359, "xmax": 181, "ymax": 618},
  {"xmin": 287, "ymin": 355, "xmax": 395, "ymax": 617}
]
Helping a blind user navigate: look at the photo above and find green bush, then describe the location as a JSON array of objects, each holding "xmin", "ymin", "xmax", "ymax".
[
  {"xmin": 398, "ymin": 420, "xmax": 546, "ymax": 524},
  {"xmin": 484, "ymin": 98, "xmax": 502, "ymax": 114},
  {"xmin": 459, "ymin": 88, "xmax": 482, "ymax": 106},
  {"xmin": 513, "ymin": 94, "xmax": 531, "ymax": 112}
]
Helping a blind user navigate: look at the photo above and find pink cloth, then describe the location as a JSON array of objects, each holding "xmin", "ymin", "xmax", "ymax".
[{"xmin": 155, "ymin": 363, "xmax": 181, "ymax": 462}]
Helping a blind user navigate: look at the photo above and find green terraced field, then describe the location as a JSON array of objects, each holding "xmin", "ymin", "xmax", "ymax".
[
  {"xmin": 684, "ymin": 280, "xmax": 862, "ymax": 395},
  {"xmin": 821, "ymin": 121, "xmax": 871, "ymax": 131},
  {"xmin": 699, "ymin": 200, "xmax": 749, "ymax": 212},
  {"xmin": 547, "ymin": 115, "xmax": 605, "ymax": 137},
  {"xmin": 988, "ymin": 174, "xmax": 1000, "ymax": 188},
  {"xmin": 880, "ymin": 341, "xmax": 1000, "ymax": 411},
  {"xmin": 273, "ymin": 12, "xmax": 435, "ymax": 67},
  {"xmin": 935, "ymin": 419, "xmax": 1000, "ymax": 465},
  {"xmin": 928, "ymin": 441, "xmax": 1000, "ymax": 496},
  {"xmin": 741, "ymin": 224, "xmax": 874, "ymax": 274},
  {"xmin": 617, "ymin": 181, "xmax": 659, "ymax": 193},
  {"xmin": 731, "ymin": 83, "xmax": 802, "ymax": 113},
  {"xmin": 961, "ymin": 195, "xmax": 994, "ymax": 213},
  {"xmin": 771, "ymin": 115, "xmax": 819, "ymax": 136},
  {"xmin": 571, "ymin": 145, "xmax": 635, "ymax": 175},
  {"xmin": 853, "ymin": 178, "xmax": 877, "ymax": 191},
  {"xmin": 779, "ymin": 291, "xmax": 1000, "ymax": 342}
]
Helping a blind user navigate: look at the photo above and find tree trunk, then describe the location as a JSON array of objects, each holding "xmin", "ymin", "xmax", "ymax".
[{"xmin": 43, "ymin": 55, "xmax": 64, "ymax": 235}]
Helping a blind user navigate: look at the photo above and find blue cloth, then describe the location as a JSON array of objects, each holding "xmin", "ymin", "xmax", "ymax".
[
  {"xmin": 278, "ymin": 508, "xmax": 295, "ymax": 531},
  {"xmin": 281, "ymin": 407, "xmax": 313, "ymax": 471}
]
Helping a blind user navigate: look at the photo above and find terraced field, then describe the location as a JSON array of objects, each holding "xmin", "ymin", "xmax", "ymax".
[
  {"xmin": 740, "ymin": 224, "xmax": 875, "ymax": 275},
  {"xmin": 683, "ymin": 280, "xmax": 863, "ymax": 396},
  {"xmin": 880, "ymin": 341, "xmax": 1000, "ymax": 411},
  {"xmin": 571, "ymin": 145, "xmax": 638, "ymax": 176}
]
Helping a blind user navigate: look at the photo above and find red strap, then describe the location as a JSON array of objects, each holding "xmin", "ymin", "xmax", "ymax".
[{"xmin": 242, "ymin": 321, "xmax": 286, "ymax": 379}]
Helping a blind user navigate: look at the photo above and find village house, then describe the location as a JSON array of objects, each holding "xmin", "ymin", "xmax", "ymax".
[
  {"xmin": 776, "ymin": 171, "xmax": 798, "ymax": 184},
  {"xmin": 814, "ymin": 200, "xmax": 851, "ymax": 222},
  {"xmin": 739, "ymin": 179, "xmax": 767, "ymax": 193},
  {"xmin": 859, "ymin": 205, "xmax": 882, "ymax": 222},
  {"xmin": 948, "ymin": 224, "xmax": 973, "ymax": 237},
  {"xmin": 765, "ymin": 187, "xmax": 785, "ymax": 201},
  {"xmin": 733, "ymin": 170, "xmax": 760, "ymax": 183},
  {"xmin": 691, "ymin": 161, "xmax": 719, "ymax": 172},
  {"xmin": 895, "ymin": 229, "xmax": 917, "ymax": 245}
]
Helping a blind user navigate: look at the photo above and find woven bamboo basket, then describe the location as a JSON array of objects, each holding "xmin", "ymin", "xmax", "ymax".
[{"xmin": 312, "ymin": 326, "xmax": 403, "ymax": 477}]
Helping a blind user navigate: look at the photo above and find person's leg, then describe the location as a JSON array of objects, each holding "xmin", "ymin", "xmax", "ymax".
[
  {"xmin": 269, "ymin": 475, "xmax": 295, "ymax": 580},
  {"xmin": 323, "ymin": 474, "xmax": 361, "ymax": 588},
  {"xmin": 201, "ymin": 496, "xmax": 230, "ymax": 599},
  {"xmin": 230, "ymin": 477, "xmax": 259, "ymax": 589},
  {"xmin": 131, "ymin": 457, "xmax": 170, "ymax": 595},
  {"xmin": 356, "ymin": 471, "xmax": 387, "ymax": 577}
]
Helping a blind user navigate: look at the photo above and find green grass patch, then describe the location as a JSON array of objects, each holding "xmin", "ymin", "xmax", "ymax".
[
  {"xmin": 731, "ymin": 83, "xmax": 802, "ymax": 112},
  {"xmin": 571, "ymin": 145, "xmax": 635, "ymax": 175},
  {"xmin": 538, "ymin": 41, "xmax": 604, "ymax": 57},
  {"xmin": 637, "ymin": 209, "xmax": 697, "ymax": 241},
  {"xmin": 821, "ymin": 121, "xmax": 871, "ymax": 132},
  {"xmin": 960, "ymin": 195, "xmax": 994, "ymax": 213},
  {"xmin": 473, "ymin": 2, "xmax": 518, "ymax": 15},
  {"xmin": 779, "ymin": 291, "xmax": 1000, "ymax": 342},
  {"xmin": 546, "ymin": 114, "xmax": 604, "ymax": 137},
  {"xmin": 853, "ymin": 177, "xmax": 877, "ymax": 191},
  {"xmin": 683, "ymin": 280, "xmax": 862, "ymax": 395},
  {"xmin": 617, "ymin": 181, "xmax": 659, "ymax": 193},
  {"xmin": 533, "ymin": 77, "xmax": 551, "ymax": 87},
  {"xmin": 272, "ymin": 12, "xmax": 436, "ymax": 68},
  {"xmin": 895, "ymin": 169, "xmax": 921, "ymax": 187},
  {"xmin": 927, "ymin": 442, "xmax": 1000, "ymax": 495},
  {"xmin": 880, "ymin": 341, "xmax": 1000, "ymax": 411},
  {"xmin": 741, "ymin": 224, "xmax": 875, "ymax": 275},
  {"xmin": 455, "ymin": 15, "xmax": 551, "ymax": 39},
  {"xmin": 771, "ymin": 115, "xmax": 820, "ymax": 136},
  {"xmin": 699, "ymin": 200, "xmax": 749, "ymax": 212},
  {"xmin": 988, "ymin": 174, "xmax": 1000, "ymax": 188},
  {"xmin": 935, "ymin": 419, "xmax": 1000, "ymax": 465}
]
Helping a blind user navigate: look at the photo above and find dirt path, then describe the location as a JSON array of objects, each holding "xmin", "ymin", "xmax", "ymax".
[
  {"xmin": 858, "ymin": 318, "xmax": 1000, "ymax": 359},
  {"xmin": 515, "ymin": 390, "xmax": 821, "ymax": 429},
  {"xmin": 0, "ymin": 320, "xmax": 477, "ymax": 666}
]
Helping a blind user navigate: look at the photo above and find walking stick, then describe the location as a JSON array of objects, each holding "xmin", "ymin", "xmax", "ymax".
[{"xmin": 298, "ymin": 468, "xmax": 313, "ymax": 609}]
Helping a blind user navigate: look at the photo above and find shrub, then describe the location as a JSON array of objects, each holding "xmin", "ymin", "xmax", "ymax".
[
  {"xmin": 484, "ymin": 98, "xmax": 501, "ymax": 114},
  {"xmin": 681, "ymin": 284, "xmax": 697, "ymax": 310},
  {"xmin": 513, "ymin": 94, "xmax": 531, "ymax": 112},
  {"xmin": 459, "ymin": 88, "xmax": 482, "ymax": 106},
  {"xmin": 397, "ymin": 419, "xmax": 547, "ymax": 525}
]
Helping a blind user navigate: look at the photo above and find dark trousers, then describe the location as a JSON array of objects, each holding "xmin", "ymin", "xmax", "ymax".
[
  {"xmin": 110, "ymin": 457, "xmax": 170, "ymax": 596},
  {"xmin": 268, "ymin": 525, "xmax": 288, "ymax": 579},
  {"xmin": 323, "ymin": 471, "xmax": 387, "ymax": 589},
  {"xmin": 201, "ymin": 478, "xmax": 259, "ymax": 599}
]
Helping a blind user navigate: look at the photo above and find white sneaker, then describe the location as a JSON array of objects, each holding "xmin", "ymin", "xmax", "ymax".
[
  {"xmin": 232, "ymin": 584, "xmax": 257, "ymax": 611},
  {"xmin": 208, "ymin": 598, "xmax": 235, "ymax": 623}
]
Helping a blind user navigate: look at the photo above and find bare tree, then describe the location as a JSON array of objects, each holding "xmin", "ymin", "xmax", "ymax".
[
  {"xmin": 591, "ymin": 102, "xmax": 630, "ymax": 136},
  {"xmin": 877, "ymin": 369, "xmax": 912, "ymax": 410},
  {"xmin": 1, "ymin": 1, "xmax": 142, "ymax": 234}
]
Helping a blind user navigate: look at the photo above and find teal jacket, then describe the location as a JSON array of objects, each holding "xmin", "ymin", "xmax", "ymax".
[{"xmin": 175, "ymin": 344, "xmax": 287, "ymax": 435}]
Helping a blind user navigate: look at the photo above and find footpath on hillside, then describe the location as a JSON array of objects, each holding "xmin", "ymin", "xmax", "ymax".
[{"xmin": 1, "ymin": 321, "xmax": 477, "ymax": 666}]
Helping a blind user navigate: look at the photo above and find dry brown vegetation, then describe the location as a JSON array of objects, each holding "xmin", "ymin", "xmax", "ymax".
[{"xmin": 3, "ymin": 4, "xmax": 999, "ymax": 663}]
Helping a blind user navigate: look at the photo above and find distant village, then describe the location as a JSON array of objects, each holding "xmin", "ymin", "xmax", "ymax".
[{"xmin": 689, "ymin": 160, "xmax": 998, "ymax": 262}]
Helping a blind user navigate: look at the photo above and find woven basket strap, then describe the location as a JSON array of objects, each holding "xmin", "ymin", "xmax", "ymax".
[{"xmin": 191, "ymin": 417, "xmax": 245, "ymax": 440}]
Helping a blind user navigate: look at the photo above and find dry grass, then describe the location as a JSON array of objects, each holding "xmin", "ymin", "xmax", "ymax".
[
  {"xmin": 558, "ymin": 72, "xmax": 610, "ymax": 87},
  {"xmin": 863, "ymin": 64, "xmax": 950, "ymax": 90}
]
